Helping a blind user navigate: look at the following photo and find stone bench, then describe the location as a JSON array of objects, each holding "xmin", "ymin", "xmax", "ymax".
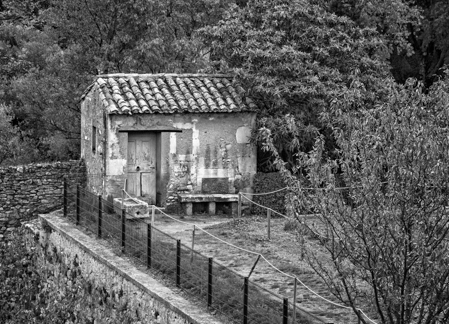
[{"xmin": 178, "ymin": 193, "xmax": 239, "ymax": 216}]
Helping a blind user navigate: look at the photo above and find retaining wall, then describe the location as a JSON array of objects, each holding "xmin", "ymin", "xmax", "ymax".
[
  {"xmin": 24, "ymin": 212, "xmax": 221, "ymax": 324},
  {"xmin": 0, "ymin": 161, "xmax": 85, "ymax": 240}
]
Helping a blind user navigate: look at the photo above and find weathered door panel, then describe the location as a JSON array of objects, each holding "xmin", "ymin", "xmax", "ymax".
[
  {"xmin": 126, "ymin": 132, "xmax": 157, "ymax": 203},
  {"xmin": 127, "ymin": 140, "xmax": 137, "ymax": 168},
  {"xmin": 141, "ymin": 172, "xmax": 156, "ymax": 198},
  {"xmin": 127, "ymin": 173, "xmax": 140, "ymax": 196},
  {"xmin": 127, "ymin": 140, "xmax": 139, "ymax": 195},
  {"xmin": 140, "ymin": 139, "xmax": 154, "ymax": 169}
]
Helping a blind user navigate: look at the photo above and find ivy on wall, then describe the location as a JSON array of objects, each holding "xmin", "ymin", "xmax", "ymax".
[{"xmin": 0, "ymin": 227, "xmax": 146, "ymax": 324}]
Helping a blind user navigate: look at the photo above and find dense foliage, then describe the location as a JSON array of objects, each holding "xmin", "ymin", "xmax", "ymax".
[
  {"xmin": 0, "ymin": 227, "xmax": 147, "ymax": 323},
  {"xmin": 262, "ymin": 76, "xmax": 449, "ymax": 324},
  {"xmin": 250, "ymin": 172, "xmax": 287, "ymax": 216},
  {"xmin": 201, "ymin": 0, "xmax": 391, "ymax": 168},
  {"xmin": 0, "ymin": 0, "xmax": 448, "ymax": 165},
  {"xmin": 2, "ymin": 0, "xmax": 449, "ymax": 322},
  {"xmin": 0, "ymin": 0, "xmax": 232, "ymax": 164},
  {"xmin": 0, "ymin": 228, "xmax": 90, "ymax": 323},
  {"xmin": 329, "ymin": 0, "xmax": 449, "ymax": 87},
  {"xmin": 0, "ymin": 229, "xmax": 41, "ymax": 323}
]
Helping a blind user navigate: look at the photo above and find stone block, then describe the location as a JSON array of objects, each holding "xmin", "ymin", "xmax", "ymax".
[
  {"xmin": 208, "ymin": 202, "xmax": 216, "ymax": 215},
  {"xmin": 185, "ymin": 202, "xmax": 193, "ymax": 216},
  {"xmin": 231, "ymin": 202, "xmax": 238, "ymax": 216},
  {"xmin": 113, "ymin": 197, "xmax": 150, "ymax": 219}
]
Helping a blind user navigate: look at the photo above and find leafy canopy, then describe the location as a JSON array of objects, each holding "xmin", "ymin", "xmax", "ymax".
[
  {"xmin": 329, "ymin": 0, "xmax": 449, "ymax": 87},
  {"xmin": 200, "ymin": 0, "xmax": 391, "ymax": 168},
  {"xmin": 262, "ymin": 75, "xmax": 449, "ymax": 324},
  {"xmin": 0, "ymin": 0, "xmax": 231, "ymax": 164}
]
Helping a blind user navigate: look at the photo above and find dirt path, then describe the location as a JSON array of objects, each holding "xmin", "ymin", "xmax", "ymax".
[{"xmin": 152, "ymin": 214, "xmax": 365, "ymax": 324}]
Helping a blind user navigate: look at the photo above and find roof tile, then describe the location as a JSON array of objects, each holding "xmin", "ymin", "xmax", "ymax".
[{"xmin": 89, "ymin": 74, "xmax": 254, "ymax": 115}]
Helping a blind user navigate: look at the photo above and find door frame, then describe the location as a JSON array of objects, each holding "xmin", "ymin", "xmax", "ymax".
[
  {"xmin": 126, "ymin": 131, "xmax": 157, "ymax": 203},
  {"xmin": 118, "ymin": 128, "xmax": 182, "ymax": 206}
]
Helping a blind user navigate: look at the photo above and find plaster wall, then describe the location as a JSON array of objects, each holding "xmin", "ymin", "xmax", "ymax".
[
  {"xmin": 105, "ymin": 113, "xmax": 257, "ymax": 207},
  {"xmin": 80, "ymin": 89, "xmax": 107, "ymax": 195}
]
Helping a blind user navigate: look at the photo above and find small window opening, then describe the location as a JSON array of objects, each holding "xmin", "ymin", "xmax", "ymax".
[{"xmin": 92, "ymin": 126, "xmax": 97, "ymax": 154}]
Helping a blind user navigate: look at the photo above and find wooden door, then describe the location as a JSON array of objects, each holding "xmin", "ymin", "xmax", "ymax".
[{"xmin": 127, "ymin": 132, "xmax": 157, "ymax": 203}]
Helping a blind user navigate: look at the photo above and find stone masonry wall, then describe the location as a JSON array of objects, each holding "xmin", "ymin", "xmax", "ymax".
[
  {"xmin": 0, "ymin": 161, "xmax": 85, "ymax": 241},
  {"xmin": 23, "ymin": 212, "xmax": 222, "ymax": 324}
]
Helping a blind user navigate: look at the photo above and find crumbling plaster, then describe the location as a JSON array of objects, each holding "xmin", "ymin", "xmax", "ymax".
[
  {"xmin": 81, "ymin": 86, "xmax": 257, "ymax": 208},
  {"xmin": 106, "ymin": 112, "xmax": 257, "ymax": 206},
  {"xmin": 80, "ymin": 89, "xmax": 107, "ymax": 195}
]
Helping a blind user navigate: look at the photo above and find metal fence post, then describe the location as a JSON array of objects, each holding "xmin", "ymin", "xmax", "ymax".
[
  {"xmin": 76, "ymin": 184, "xmax": 80, "ymax": 225},
  {"xmin": 97, "ymin": 195, "xmax": 102, "ymax": 238},
  {"xmin": 147, "ymin": 223, "xmax": 152, "ymax": 268},
  {"xmin": 292, "ymin": 278, "xmax": 297, "ymax": 323},
  {"xmin": 176, "ymin": 239, "xmax": 181, "ymax": 287},
  {"xmin": 151, "ymin": 205, "xmax": 155, "ymax": 227},
  {"xmin": 63, "ymin": 179, "xmax": 67, "ymax": 217},
  {"xmin": 283, "ymin": 298, "xmax": 288, "ymax": 324},
  {"xmin": 121, "ymin": 209, "xmax": 126, "ymax": 253},
  {"xmin": 208, "ymin": 258, "xmax": 213, "ymax": 308},
  {"xmin": 267, "ymin": 209, "xmax": 271, "ymax": 240},
  {"xmin": 243, "ymin": 277, "xmax": 249, "ymax": 324},
  {"xmin": 238, "ymin": 192, "xmax": 242, "ymax": 218},
  {"xmin": 191, "ymin": 225, "xmax": 196, "ymax": 263}
]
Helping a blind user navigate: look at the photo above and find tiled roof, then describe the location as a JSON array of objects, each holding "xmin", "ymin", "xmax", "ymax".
[{"xmin": 85, "ymin": 73, "xmax": 256, "ymax": 115}]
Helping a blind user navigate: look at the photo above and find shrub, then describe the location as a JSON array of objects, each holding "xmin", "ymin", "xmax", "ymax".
[
  {"xmin": 0, "ymin": 228, "xmax": 42, "ymax": 323},
  {"xmin": 0, "ymin": 226, "xmax": 139, "ymax": 324},
  {"xmin": 250, "ymin": 172, "xmax": 287, "ymax": 216}
]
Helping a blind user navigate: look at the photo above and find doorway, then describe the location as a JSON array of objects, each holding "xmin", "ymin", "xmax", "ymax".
[{"xmin": 127, "ymin": 132, "xmax": 157, "ymax": 204}]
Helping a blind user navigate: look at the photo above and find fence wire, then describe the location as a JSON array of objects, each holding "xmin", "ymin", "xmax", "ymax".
[
  {"xmin": 64, "ymin": 182, "xmax": 315, "ymax": 324},
  {"xmin": 62, "ymin": 181, "xmax": 383, "ymax": 324}
]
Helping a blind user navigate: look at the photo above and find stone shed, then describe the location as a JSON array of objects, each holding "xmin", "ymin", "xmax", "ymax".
[{"xmin": 80, "ymin": 73, "xmax": 257, "ymax": 213}]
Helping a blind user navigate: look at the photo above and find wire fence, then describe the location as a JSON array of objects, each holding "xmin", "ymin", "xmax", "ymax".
[
  {"xmin": 62, "ymin": 181, "xmax": 320, "ymax": 324},
  {"xmin": 238, "ymin": 191, "xmax": 377, "ymax": 324}
]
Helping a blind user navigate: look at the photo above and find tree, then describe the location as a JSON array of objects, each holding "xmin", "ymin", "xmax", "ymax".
[
  {"xmin": 0, "ymin": 104, "xmax": 20, "ymax": 165},
  {"xmin": 392, "ymin": 0, "xmax": 449, "ymax": 87},
  {"xmin": 0, "ymin": 0, "xmax": 83, "ymax": 161},
  {"xmin": 0, "ymin": 104, "xmax": 40, "ymax": 165},
  {"xmin": 328, "ymin": 0, "xmax": 449, "ymax": 87},
  {"xmin": 44, "ymin": 0, "xmax": 220, "ymax": 74},
  {"xmin": 0, "ymin": 0, "xmax": 232, "ymax": 163},
  {"xmin": 200, "ymin": 0, "xmax": 391, "ymax": 169},
  {"xmin": 260, "ymin": 75, "xmax": 449, "ymax": 324}
]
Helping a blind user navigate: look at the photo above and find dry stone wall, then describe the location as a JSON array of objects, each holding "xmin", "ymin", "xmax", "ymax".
[{"xmin": 0, "ymin": 161, "xmax": 85, "ymax": 241}]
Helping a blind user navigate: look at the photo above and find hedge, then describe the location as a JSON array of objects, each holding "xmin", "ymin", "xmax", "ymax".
[{"xmin": 249, "ymin": 172, "xmax": 287, "ymax": 216}]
